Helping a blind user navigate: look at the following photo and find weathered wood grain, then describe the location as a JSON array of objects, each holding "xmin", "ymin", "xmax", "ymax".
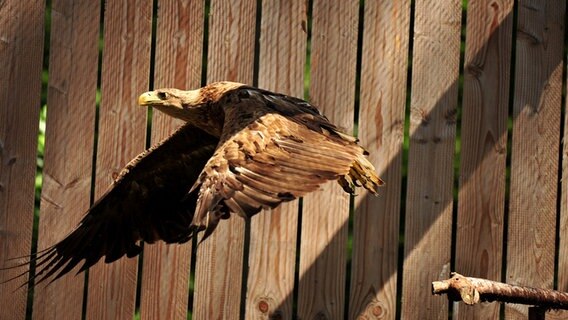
[
  {"xmin": 192, "ymin": 1, "xmax": 257, "ymax": 319},
  {"xmin": 244, "ymin": 1, "xmax": 307, "ymax": 318},
  {"xmin": 506, "ymin": 1, "xmax": 565, "ymax": 319},
  {"xmin": 349, "ymin": 1, "xmax": 411, "ymax": 319},
  {"xmin": 86, "ymin": 1, "xmax": 153, "ymax": 319},
  {"xmin": 0, "ymin": 0, "xmax": 45, "ymax": 319},
  {"xmin": 401, "ymin": 0, "xmax": 462, "ymax": 318},
  {"xmin": 543, "ymin": 310, "xmax": 568, "ymax": 319},
  {"xmin": 139, "ymin": 1, "xmax": 205, "ymax": 319},
  {"xmin": 560, "ymin": 30, "xmax": 568, "ymax": 297},
  {"xmin": 297, "ymin": 1, "xmax": 359, "ymax": 318},
  {"xmin": 31, "ymin": 0, "xmax": 101, "ymax": 319},
  {"xmin": 454, "ymin": 1, "xmax": 513, "ymax": 319}
]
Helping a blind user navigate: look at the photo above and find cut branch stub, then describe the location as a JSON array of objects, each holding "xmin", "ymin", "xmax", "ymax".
[{"xmin": 432, "ymin": 273, "xmax": 480, "ymax": 304}]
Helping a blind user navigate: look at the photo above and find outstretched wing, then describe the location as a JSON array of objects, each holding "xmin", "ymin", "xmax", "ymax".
[
  {"xmin": 190, "ymin": 88, "xmax": 376, "ymax": 239},
  {"xmin": 23, "ymin": 123, "xmax": 218, "ymax": 286}
]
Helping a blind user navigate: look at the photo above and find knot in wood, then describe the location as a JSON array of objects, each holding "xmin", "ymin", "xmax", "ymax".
[
  {"xmin": 357, "ymin": 301, "xmax": 387, "ymax": 319},
  {"xmin": 257, "ymin": 299, "xmax": 270, "ymax": 313},
  {"xmin": 371, "ymin": 303, "xmax": 385, "ymax": 317},
  {"xmin": 7, "ymin": 156, "xmax": 17, "ymax": 166},
  {"xmin": 315, "ymin": 310, "xmax": 330, "ymax": 320},
  {"xmin": 444, "ymin": 108, "xmax": 457, "ymax": 124}
]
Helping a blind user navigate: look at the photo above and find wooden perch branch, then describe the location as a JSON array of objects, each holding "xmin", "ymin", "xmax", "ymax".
[{"xmin": 432, "ymin": 273, "xmax": 568, "ymax": 310}]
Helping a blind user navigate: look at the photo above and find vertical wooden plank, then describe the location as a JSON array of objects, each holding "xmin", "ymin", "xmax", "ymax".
[
  {"xmin": 245, "ymin": 1, "xmax": 307, "ymax": 319},
  {"xmin": 192, "ymin": 1, "xmax": 257, "ymax": 319},
  {"xmin": 454, "ymin": 1, "xmax": 513, "ymax": 319},
  {"xmin": 0, "ymin": 0, "xmax": 45, "ymax": 319},
  {"xmin": 86, "ymin": 1, "xmax": 153, "ymax": 319},
  {"xmin": 506, "ymin": 1, "xmax": 565, "ymax": 319},
  {"xmin": 139, "ymin": 1, "xmax": 205, "ymax": 319},
  {"xmin": 349, "ymin": 1, "xmax": 410, "ymax": 319},
  {"xmin": 560, "ymin": 9, "xmax": 568, "ymax": 297},
  {"xmin": 297, "ymin": 1, "xmax": 358, "ymax": 318},
  {"xmin": 31, "ymin": 0, "xmax": 101, "ymax": 319},
  {"xmin": 543, "ymin": 310, "xmax": 568, "ymax": 319},
  {"xmin": 527, "ymin": 309, "xmax": 568, "ymax": 320},
  {"xmin": 401, "ymin": 0, "xmax": 461, "ymax": 318}
]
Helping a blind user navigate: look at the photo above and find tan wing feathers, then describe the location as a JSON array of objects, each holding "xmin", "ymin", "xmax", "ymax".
[
  {"xmin": 240, "ymin": 186, "xmax": 282, "ymax": 206},
  {"xmin": 191, "ymin": 109, "xmax": 368, "ymax": 239},
  {"xmin": 231, "ymin": 192, "xmax": 265, "ymax": 213},
  {"xmin": 233, "ymin": 166, "xmax": 320, "ymax": 194},
  {"xmin": 187, "ymin": 87, "xmax": 383, "ymax": 240},
  {"xmin": 223, "ymin": 198, "xmax": 248, "ymax": 217},
  {"xmin": 261, "ymin": 139, "xmax": 355, "ymax": 173},
  {"xmin": 274, "ymin": 138, "xmax": 356, "ymax": 160}
]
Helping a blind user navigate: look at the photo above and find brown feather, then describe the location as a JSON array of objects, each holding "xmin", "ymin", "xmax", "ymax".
[
  {"xmin": 188, "ymin": 86, "xmax": 382, "ymax": 240},
  {"xmin": 11, "ymin": 124, "xmax": 217, "ymax": 287}
]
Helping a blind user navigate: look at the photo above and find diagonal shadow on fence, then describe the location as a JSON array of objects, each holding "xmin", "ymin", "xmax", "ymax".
[{"xmin": 268, "ymin": 2, "xmax": 566, "ymax": 319}]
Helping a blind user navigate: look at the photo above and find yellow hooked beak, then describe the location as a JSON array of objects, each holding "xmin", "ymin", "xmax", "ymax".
[{"xmin": 137, "ymin": 91, "xmax": 163, "ymax": 106}]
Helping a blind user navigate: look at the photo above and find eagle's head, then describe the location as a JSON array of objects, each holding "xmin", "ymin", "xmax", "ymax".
[
  {"xmin": 138, "ymin": 81, "xmax": 245, "ymax": 121},
  {"xmin": 138, "ymin": 87, "xmax": 200, "ymax": 121}
]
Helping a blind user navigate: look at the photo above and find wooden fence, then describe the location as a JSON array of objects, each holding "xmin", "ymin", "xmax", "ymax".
[{"xmin": 1, "ymin": 0, "xmax": 568, "ymax": 319}]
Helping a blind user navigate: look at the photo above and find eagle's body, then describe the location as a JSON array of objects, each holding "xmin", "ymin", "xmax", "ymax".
[{"xmin": 15, "ymin": 81, "xmax": 382, "ymax": 286}]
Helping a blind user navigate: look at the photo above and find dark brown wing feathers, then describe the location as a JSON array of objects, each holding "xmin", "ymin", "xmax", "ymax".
[{"xmin": 14, "ymin": 124, "xmax": 217, "ymax": 286}]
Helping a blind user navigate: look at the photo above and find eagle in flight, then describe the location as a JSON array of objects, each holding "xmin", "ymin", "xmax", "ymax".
[{"xmin": 11, "ymin": 81, "xmax": 383, "ymax": 287}]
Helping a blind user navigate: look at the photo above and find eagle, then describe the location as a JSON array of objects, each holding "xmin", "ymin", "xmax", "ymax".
[{"xmin": 9, "ymin": 81, "xmax": 383, "ymax": 287}]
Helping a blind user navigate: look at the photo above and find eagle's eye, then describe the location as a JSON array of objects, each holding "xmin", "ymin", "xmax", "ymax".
[{"xmin": 157, "ymin": 92, "xmax": 168, "ymax": 100}]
